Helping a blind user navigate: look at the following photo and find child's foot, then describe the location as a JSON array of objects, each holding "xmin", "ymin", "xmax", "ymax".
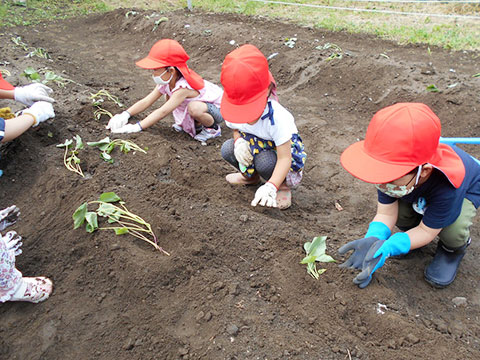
[
  {"xmin": 172, "ymin": 124, "xmax": 184, "ymax": 133},
  {"xmin": 276, "ymin": 186, "xmax": 292, "ymax": 210},
  {"xmin": 10, "ymin": 277, "xmax": 53, "ymax": 303},
  {"xmin": 194, "ymin": 127, "xmax": 221, "ymax": 142},
  {"xmin": 226, "ymin": 172, "xmax": 260, "ymax": 185}
]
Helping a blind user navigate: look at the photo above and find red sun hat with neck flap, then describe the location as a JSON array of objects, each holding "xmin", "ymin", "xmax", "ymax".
[
  {"xmin": 341, "ymin": 102, "xmax": 465, "ymax": 188},
  {"xmin": 136, "ymin": 39, "xmax": 204, "ymax": 90},
  {"xmin": 220, "ymin": 44, "xmax": 275, "ymax": 124},
  {"xmin": 0, "ymin": 73, "xmax": 14, "ymax": 90}
]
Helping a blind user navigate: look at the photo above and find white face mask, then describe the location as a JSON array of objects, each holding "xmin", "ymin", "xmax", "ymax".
[
  {"xmin": 152, "ymin": 69, "xmax": 173, "ymax": 85},
  {"xmin": 375, "ymin": 165, "xmax": 422, "ymax": 198}
]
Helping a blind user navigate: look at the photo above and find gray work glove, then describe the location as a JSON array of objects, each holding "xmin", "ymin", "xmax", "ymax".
[
  {"xmin": 0, "ymin": 205, "xmax": 20, "ymax": 231},
  {"xmin": 338, "ymin": 236, "xmax": 379, "ymax": 270}
]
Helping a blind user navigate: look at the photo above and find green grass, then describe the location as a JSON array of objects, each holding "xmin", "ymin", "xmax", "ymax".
[
  {"xmin": 182, "ymin": 0, "xmax": 480, "ymax": 51},
  {"xmin": 0, "ymin": 0, "xmax": 110, "ymax": 27},
  {"xmin": 0, "ymin": 0, "xmax": 479, "ymax": 50}
]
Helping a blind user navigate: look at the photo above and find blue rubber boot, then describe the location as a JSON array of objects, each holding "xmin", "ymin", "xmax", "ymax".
[{"xmin": 424, "ymin": 239, "xmax": 470, "ymax": 288}]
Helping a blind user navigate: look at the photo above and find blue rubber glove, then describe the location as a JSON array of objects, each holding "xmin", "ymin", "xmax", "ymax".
[
  {"xmin": 353, "ymin": 232, "xmax": 411, "ymax": 288},
  {"xmin": 338, "ymin": 222, "xmax": 391, "ymax": 270},
  {"xmin": 365, "ymin": 221, "xmax": 391, "ymax": 240}
]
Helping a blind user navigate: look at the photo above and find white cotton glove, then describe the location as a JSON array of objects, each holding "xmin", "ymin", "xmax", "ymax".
[
  {"xmin": 0, "ymin": 205, "xmax": 20, "ymax": 231},
  {"xmin": 4, "ymin": 231, "xmax": 22, "ymax": 257},
  {"xmin": 14, "ymin": 83, "xmax": 55, "ymax": 106},
  {"xmin": 111, "ymin": 122, "xmax": 142, "ymax": 134},
  {"xmin": 22, "ymin": 101, "xmax": 55, "ymax": 127},
  {"xmin": 106, "ymin": 111, "xmax": 130, "ymax": 131},
  {"xmin": 251, "ymin": 182, "xmax": 278, "ymax": 207},
  {"xmin": 234, "ymin": 138, "xmax": 253, "ymax": 168}
]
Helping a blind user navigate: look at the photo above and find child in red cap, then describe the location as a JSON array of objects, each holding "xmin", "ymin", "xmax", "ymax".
[
  {"xmin": 107, "ymin": 39, "xmax": 224, "ymax": 143},
  {"xmin": 339, "ymin": 103, "xmax": 480, "ymax": 288},
  {"xmin": 220, "ymin": 44, "xmax": 306, "ymax": 209},
  {"xmin": 0, "ymin": 74, "xmax": 54, "ymax": 303}
]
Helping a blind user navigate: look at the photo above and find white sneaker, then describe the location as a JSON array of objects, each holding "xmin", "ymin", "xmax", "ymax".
[
  {"xmin": 172, "ymin": 124, "xmax": 183, "ymax": 132},
  {"xmin": 194, "ymin": 127, "xmax": 221, "ymax": 142}
]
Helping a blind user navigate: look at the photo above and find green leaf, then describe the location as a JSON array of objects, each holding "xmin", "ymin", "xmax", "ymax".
[
  {"xmin": 100, "ymin": 192, "xmax": 122, "ymax": 203},
  {"xmin": 23, "ymin": 66, "xmax": 37, "ymax": 75},
  {"xmin": 87, "ymin": 137, "xmax": 111, "ymax": 147},
  {"xmin": 300, "ymin": 255, "xmax": 317, "ymax": 264},
  {"xmin": 97, "ymin": 202, "xmax": 117, "ymax": 217},
  {"xmin": 114, "ymin": 227, "xmax": 129, "ymax": 235},
  {"xmin": 73, "ymin": 202, "xmax": 87, "ymax": 229},
  {"xmin": 100, "ymin": 152, "xmax": 113, "ymax": 163},
  {"xmin": 309, "ymin": 237, "xmax": 327, "ymax": 257},
  {"xmin": 107, "ymin": 212, "xmax": 120, "ymax": 223},
  {"xmin": 426, "ymin": 84, "xmax": 439, "ymax": 92},
  {"xmin": 105, "ymin": 142, "xmax": 116, "ymax": 154},
  {"xmin": 316, "ymin": 254, "xmax": 336, "ymax": 263},
  {"xmin": 57, "ymin": 139, "xmax": 73, "ymax": 148},
  {"xmin": 85, "ymin": 212, "xmax": 98, "ymax": 233},
  {"xmin": 473, "ymin": 73, "xmax": 480, "ymax": 78},
  {"xmin": 74, "ymin": 135, "xmax": 84, "ymax": 150},
  {"xmin": 304, "ymin": 236, "xmax": 327, "ymax": 257}
]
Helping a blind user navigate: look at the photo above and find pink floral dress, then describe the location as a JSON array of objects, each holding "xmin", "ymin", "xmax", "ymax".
[
  {"xmin": 0, "ymin": 234, "xmax": 22, "ymax": 302},
  {"xmin": 156, "ymin": 78, "xmax": 223, "ymax": 138}
]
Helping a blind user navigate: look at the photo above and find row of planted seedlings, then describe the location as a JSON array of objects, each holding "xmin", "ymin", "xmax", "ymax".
[
  {"xmin": 3, "ymin": 38, "xmax": 169, "ymax": 256},
  {"xmin": 57, "ymin": 88, "xmax": 168, "ymax": 255}
]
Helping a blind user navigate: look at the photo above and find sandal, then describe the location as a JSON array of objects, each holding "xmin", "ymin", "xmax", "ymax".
[
  {"xmin": 10, "ymin": 277, "xmax": 53, "ymax": 303},
  {"xmin": 276, "ymin": 188, "xmax": 292, "ymax": 210},
  {"xmin": 226, "ymin": 172, "xmax": 260, "ymax": 186}
]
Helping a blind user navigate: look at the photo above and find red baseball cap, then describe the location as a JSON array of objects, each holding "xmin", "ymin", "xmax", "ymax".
[
  {"xmin": 136, "ymin": 39, "xmax": 204, "ymax": 90},
  {"xmin": 341, "ymin": 103, "xmax": 465, "ymax": 187},
  {"xmin": 220, "ymin": 44, "xmax": 274, "ymax": 123},
  {"xmin": 0, "ymin": 73, "xmax": 14, "ymax": 90}
]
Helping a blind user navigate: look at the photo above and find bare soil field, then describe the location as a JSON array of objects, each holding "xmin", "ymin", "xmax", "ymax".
[{"xmin": 0, "ymin": 8, "xmax": 479, "ymax": 360}]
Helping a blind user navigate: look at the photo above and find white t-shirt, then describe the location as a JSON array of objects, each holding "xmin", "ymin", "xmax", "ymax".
[{"xmin": 225, "ymin": 100, "xmax": 298, "ymax": 146}]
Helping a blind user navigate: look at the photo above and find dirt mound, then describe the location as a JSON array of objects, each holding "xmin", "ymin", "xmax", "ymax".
[{"xmin": 0, "ymin": 8, "xmax": 479, "ymax": 360}]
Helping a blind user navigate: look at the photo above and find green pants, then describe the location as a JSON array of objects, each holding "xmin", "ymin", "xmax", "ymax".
[{"xmin": 397, "ymin": 198, "xmax": 477, "ymax": 249}]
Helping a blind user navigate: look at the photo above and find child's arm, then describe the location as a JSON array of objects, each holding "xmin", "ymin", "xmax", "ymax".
[
  {"xmin": 371, "ymin": 201, "xmax": 399, "ymax": 230},
  {"xmin": 267, "ymin": 141, "xmax": 291, "ymax": 189},
  {"xmin": 138, "ymin": 88, "xmax": 194, "ymax": 130},
  {"xmin": 126, "ymin": 88, "xmax": 163, "ymax": 116},
  {"xmin": 406, "ymin": 222, "xmax": 441, "ymax": 249},
  {"xmin": 371, "ymin": 201, "xmax": 440, "ymax": 248},
  {"xmin": 107, "ymin": 88, "xmax": 162, "ymax": 130},
  {"xmin": 2, "ymin": 102, "xmax": 55, "ymax": 142},
  {"xmin": 232, "ymin": 129, "xmax": 241, "ymax": 141},
  {"xmin": 2, "ymin": 114, "xmax": 35, "ymax": 142},
  {"xmin": 0, "ymin": 89, "xmax": 14, "ymax": 100}
]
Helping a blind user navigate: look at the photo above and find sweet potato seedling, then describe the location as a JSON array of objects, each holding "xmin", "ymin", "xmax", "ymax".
[
  {"xmin": 87, "ymin": 136, "xmax": 146, "ymax": 164},
  {"xmin": 89, "ymin": 89, "xmax": 123, "ymax": 121},
  {"xmin": 73, "ymin": 192, "xmax": 169, "ymax": 255},
  {"xmin": 94, "ymin": 108, "xmax": 113, "ymax": 121},
  {"xmin": 22, "ymin": 67, "xmax": 74, "ymax": 87},
  {"xmin": 11, "ymin": 36, "xmax": 50, "ymax": 59},
  {"xmin": 301, "ymin": 236, "xmax": 335, "ymax": 279},
  {"xmin": 89, "ymin": 89, "xmax": 124, "ymax": 107},
  {"xmin": 57, "ymin": 135, "xmax": 85, "ymax": 177}
]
